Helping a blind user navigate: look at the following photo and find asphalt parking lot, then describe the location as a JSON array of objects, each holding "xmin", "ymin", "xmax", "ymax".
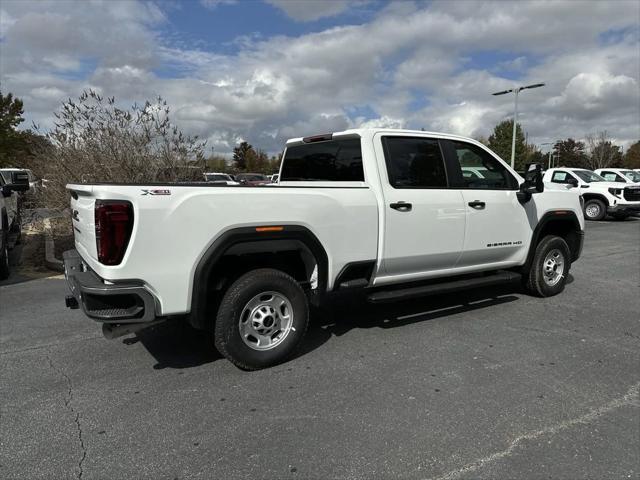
[{"xmin": 1, "ymin": 218, "xmax": 639, "ymax": 480}]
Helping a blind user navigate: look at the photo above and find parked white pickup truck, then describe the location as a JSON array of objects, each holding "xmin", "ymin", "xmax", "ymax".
[
  {"xmin": 594, "ymin": 168, "xmax": 640, "ymax": 185},
  {"xmin": 1, "ymin": 170, "xmax": 29, "ymax": 279},
  {"xmin": 543, "ymin": 167, "xmax": 640, "ymax": 220},
  {"xmin": 63, "ymin": 129, "xmax": 584, "ymax": 369}
]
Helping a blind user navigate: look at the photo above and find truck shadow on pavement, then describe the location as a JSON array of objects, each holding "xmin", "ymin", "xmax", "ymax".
[
  {"xmin": 127, "ymin": 321, "xmax": 223, "ymax": 370},
  {"xmin": 128, "ymin": 277, "xmax": 576, "ymax": 370},
  {"xmin": 294, "ymin": 282, "xmax": 524, "ymax": 360}
]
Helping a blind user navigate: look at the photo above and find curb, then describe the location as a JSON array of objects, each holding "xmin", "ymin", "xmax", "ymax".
[{"xmin": 43, "ymin": 217, "xmax": 64, "ymax": 273}]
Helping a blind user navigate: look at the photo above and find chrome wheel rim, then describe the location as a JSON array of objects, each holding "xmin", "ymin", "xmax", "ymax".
[
  {"xmin": 239, "ymin": 291, "xmax": 294, "ymax": 351},
  {"xmin": 543, "ymin": 249, "xmax": 565, "ymax": 286},
  {"xmin": 585, "ymin": 203, "xmax": 600, "ymax": 218}
]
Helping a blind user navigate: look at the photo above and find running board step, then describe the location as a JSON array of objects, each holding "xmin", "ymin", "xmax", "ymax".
[{"xmin": 367, "ymin": 271, "xmax": 521, "ymax": 304}]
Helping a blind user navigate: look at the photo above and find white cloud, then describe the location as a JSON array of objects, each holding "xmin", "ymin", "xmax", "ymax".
[
  {"xmin": 265, "ymin": 0, "xmax": 365, "ymax": 22},
  {"xmin": 0, "ymin": 0, "xmax": 638, "ymax": 154},
  {"xmin": 356, "ymin": 116, "xmax": 406, "ymax": 129},
  {"xmin": 0, "ymin": 8, "xmax": 16, "ymax": 38},
  {"xmin": 200, "ymin": 0, "xmax": 238, "ymax": 10}
]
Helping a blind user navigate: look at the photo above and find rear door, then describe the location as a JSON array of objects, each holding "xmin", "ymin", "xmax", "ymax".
[
  {"xmin": 374, "ymin": 134, "xmax": 466, "ymax": 280},
  {"xmin": 441, "ymin": 140, "xmax": 530, "ymax": 267}
]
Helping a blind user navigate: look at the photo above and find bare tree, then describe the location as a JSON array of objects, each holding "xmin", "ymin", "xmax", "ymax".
[
  {"xmin": 585, "ymin": 130, "xmax": 623, "ymax": 170},
  {"xmin": 34, "ymin": 90, "xmax": 206, "ymax": 209}
]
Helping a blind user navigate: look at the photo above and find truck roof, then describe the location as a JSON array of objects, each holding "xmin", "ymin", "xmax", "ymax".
[{"xmin": 285, "ymin": 128, "xmax": 481, "ymax": 147}]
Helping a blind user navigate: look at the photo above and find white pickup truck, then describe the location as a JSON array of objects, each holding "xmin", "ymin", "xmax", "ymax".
[
  {"xmin": 1, "ymin": 170, "xmax": 29, "ymax": 279},
  {"xmin": 543, "ymin": 167, "xmax": 640, "ymax": 220},
  {"xmin": 63, "ymin": 129, "xmax": 584, "ymax": 369}
]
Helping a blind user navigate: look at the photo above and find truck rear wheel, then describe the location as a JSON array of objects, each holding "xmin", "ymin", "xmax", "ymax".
[
  {"xmin": 524, "ymin": 235, "xmax": 571, "ymax": 297},
  {"xmin": 583, "ymin": 199, "xmax": 606, "ymax": 221},
  {"xmin": 214, "ymin": 268, "xmax": 309, "ymax": 370}
]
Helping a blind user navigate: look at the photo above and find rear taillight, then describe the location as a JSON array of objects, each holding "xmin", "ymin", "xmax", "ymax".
[{"xmin": 95, "ymin": 200, "xmax": 133, "ymax": 265}]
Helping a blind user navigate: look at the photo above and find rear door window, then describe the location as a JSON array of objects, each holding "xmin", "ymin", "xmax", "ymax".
[
  {"xmin": 382, "ymin": 137, "xmax": 447, "ymax": 188},
  {"xmin": 280, "ymin": 138, "xmax": 364, "ymax": 181}
]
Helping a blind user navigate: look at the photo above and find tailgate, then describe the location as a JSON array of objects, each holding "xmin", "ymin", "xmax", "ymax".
[{"xmin": 68, "ymin": 185, "xmax": 99, "ymax": 261}]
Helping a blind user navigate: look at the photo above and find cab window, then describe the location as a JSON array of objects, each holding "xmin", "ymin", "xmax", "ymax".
[
  {"xmin": 451, "ymin": 141, "xmax": 517, "ymax": 189},
  {"xmin": 280, "ymin": 138, "xmax": 364, "ymax": 182},
  {"xmin": 600, "ymin": 171, "xmax": 624, "ymax": 182},
  {"xmin": 551, "ymin": 171, "xmax": 571, "ymax": 183}
]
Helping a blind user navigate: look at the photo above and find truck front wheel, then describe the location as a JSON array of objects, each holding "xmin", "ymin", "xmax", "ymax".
[
  {"xmin": 524, "ymin": 235, "xmax": 571, "ymax": 297},
  {"xmin": 214, "ymin": 268, "xmax": 309, "ymax": 370},
  {"xmin": 583, "ymin": 199, "xmax": 606, "ymax": 221}
]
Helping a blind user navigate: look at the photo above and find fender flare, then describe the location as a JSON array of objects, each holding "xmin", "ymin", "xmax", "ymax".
[
  {"xmin": 580, "ymin": 192, "xmax": 610, "ymax": 205},
  {"xmin": 189, "ymin": 225, "xmax": 328, "ymax": 329},
  {"xmin": 524, "ymin": 210, "xmax": 583, "ymax": 270}
]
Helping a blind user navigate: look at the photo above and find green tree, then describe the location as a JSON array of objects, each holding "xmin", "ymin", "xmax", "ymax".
[
  {"xmin": 38, "ymin": 90, "xmax": 205, "ymax": 208},
  {"xmin": 553, "ymin": 138, "xmax": 587, "ymax": 168},
  {"xmin": 233, "ymin": 141, "xmax": 254, "ymax": 170},
  {"xmin": 206, "ymin": 155, "xmax": 229, "ymax": 172},
  {"xmin": 585, "ymin": 131, "xmax": 623, "ymax": 170},
  {"xmin": 487, "ymin": 120, "xmax": 527, "ymax": 169},
  {"xmin": 0, "ymin": 91, "xmax": 26, "ymax": 167},
  {"xmin": 525, "ymin": 147, "xmax": 546, "ymax": 167},
  {"xmin": 268, "ymin": 152, "xmax": 282, "ymax": 173},
  {"xmin": 622, "ymin": 141, "xmax": 640, "ymax": 169}
]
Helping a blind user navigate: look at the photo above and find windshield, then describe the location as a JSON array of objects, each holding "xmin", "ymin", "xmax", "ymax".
[
  {"xmin": 622, "ymin": 170, "xmax": 640, "ymax": 182},
  {"xmin": 573, "ymin": 170, "xmax": 606, "ymax": 183}
]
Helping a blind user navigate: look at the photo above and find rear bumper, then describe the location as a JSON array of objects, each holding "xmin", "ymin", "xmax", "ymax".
[{"xmin": 63, "ymin": 249, "xmax": 158, "ymax": 324}]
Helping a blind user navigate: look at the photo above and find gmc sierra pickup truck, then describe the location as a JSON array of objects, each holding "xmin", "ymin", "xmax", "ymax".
[
  {"xmin": 63, "ymin": 129, "xmax": 584, "ymax": 369},
  {"xmin": 543, "ymin": 167, "xmax": 640, "ymax": 220}
]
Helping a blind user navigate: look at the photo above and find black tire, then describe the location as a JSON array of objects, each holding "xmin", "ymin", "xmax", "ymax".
[
  {"xmin": 214, "ymin": 268, "xmax": 309, "ymax": 370},
  {"xmin": 524, "ymin": 235, "xmax": 571, "ymax": 297},
  {"xmin": 583, "ymin": 199, "xmax": 606, "ymax": 221},
  {"xmin": 611, "ymin": 212, "xmax": 628, "ymax": 221},
  {"xmin": 10, "ymin": 214, "xmax": 22, "ymax": 244},
  {"xmin": 0, "ymin": 233, "xmax": 10, "ymax": 281}
]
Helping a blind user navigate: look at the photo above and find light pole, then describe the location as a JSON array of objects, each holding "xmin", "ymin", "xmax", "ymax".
[
  {"xmin": 492, "ymin": 83, "xmax": 545, "ymax": 169},
  {"xmin": 540, "ymin": 142, "xmax": 553, "ymax": 169}
]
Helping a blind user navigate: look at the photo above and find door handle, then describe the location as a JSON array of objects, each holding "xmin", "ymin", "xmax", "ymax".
[
  {"xmin": 468, "ymin": 200, "xmax": 486, "ymax": 209},
  {"xmin": 390, "ymin": 201, "xmax": 412, "ymax": 212}
]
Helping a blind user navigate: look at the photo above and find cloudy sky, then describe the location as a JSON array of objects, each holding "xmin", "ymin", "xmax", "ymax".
[{"xmin": 1, "ymin": 0, "xmax": 639, "ymax": 154}]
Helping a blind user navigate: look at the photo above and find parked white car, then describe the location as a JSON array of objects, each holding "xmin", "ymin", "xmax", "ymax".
[
  {"xmin": 543, "ymin": 167, "xmax": 640, "ymax": 220},
  {"xmin": 595, "ymin": 168, "xmax": 640, "ymax": 185},
  {"xmin": 203, "ymin": 172, "xmax": 239, "ymax": 185},
  {"xmin": 63, "ymin": 128, "xmax": 584, "ymax": 369}
]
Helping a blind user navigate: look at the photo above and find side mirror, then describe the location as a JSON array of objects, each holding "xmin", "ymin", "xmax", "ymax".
[
  {"xmin": 517, "ymin": 163, "xmax": 544, "ymax": 203},
  {"xmin": 7, "ymin": 171, "xmax": 30, "ymax": 192},
  {"xmin": 567, "ymin": 177, "xmax": 579, "ymax": 188},
  {"xmin": 1, "ymin": 185, "xmax": 11, "ymax": 198}
]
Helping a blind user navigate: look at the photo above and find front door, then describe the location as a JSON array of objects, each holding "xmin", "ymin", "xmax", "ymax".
[
  {"xmin": 443, "ymin": 139, "xmax": 530, "ymax": 267},
  {"xmin": 374, "ymin": 134, "xmax": 466, "ymax": 281}
]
